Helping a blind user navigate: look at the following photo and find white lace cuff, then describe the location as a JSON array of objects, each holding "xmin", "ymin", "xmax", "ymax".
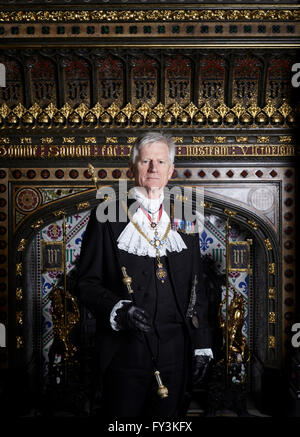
[
  {"xmin": 110, "ymin": 299, "xmax": 132, "ymax": 331},
  {"xmin": 194, "ymin": 348, "xmax": 213, "ymax": 359}
]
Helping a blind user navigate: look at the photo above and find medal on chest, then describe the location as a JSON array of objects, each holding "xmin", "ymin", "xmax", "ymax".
[
  {"xmin": 126, "ymin": 201, "xmax": 171, "ymax": 284},
  {"xmin": 156, "ymin": 261, "xmax": 168, "ymax": 283}
]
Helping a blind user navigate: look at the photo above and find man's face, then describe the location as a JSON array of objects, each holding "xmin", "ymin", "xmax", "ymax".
[{"xmin": 132, "ymin": 141, "xmax": 174, "ymax": 196}]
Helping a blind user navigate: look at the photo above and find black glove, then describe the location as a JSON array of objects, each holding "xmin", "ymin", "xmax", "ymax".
[
  {"xmin": 193, "ymin": 355, "xmax": 211, "ymax": 386},
  {"xmin": 115, "ymin": 303, "xmax": 152, "ymax": 333}
]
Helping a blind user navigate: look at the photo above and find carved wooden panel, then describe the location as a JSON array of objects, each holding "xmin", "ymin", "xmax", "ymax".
[
  {"xmin": 98, "ymin": 55, "xmax": 124, "ymax": 108},
  {"xmin": 232, "ymin": 55, "xmax": 263, "ymax": 107},
  {"xmin": 131, "ymin": 56, "xmax": 158, "ymax": 108}
]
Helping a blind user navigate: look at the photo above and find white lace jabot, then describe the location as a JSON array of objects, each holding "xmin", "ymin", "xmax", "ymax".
[{"xmin": 117, "ymin": 187, "xmax": 187, "ymax": 257}]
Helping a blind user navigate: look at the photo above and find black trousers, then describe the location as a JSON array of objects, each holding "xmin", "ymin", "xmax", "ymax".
[{"xmin": 101, "ymin": 324, "xmax": 187, "ymax": 418}]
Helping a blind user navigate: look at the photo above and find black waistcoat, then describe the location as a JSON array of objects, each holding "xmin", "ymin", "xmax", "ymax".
[{"xmin": 122, "ymin": 252, "xmax": 185, "ymax": 362}]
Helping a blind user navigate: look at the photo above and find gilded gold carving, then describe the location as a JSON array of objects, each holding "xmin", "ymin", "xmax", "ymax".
[
  {"xmin": 53, "ymin": 210, "xmax": 66, "ymax": 218},
  {"xmin": 0, "ymin": 137, "xmax": 10, "ymax": 144},
  {"xmin": 153, "ymin": 103, "xmax": 165, "ymax": 119},
  {"xmin": 192, "ymin": 137, "xmax": 205, "ymax": 144},
  {"xmin": 214, "ymin": 137, "xmax": 226, "ymax": 144},
  {"xmin": 240, "ymin": 112, "xmax": 252, "ymax": 124},
  {"xmin": 147, "ymin": 112, "xmax": 158, "ymax": 124},
  {"xmin": 6, "ymin": 113, "xmax": 18, "ymax": 124},
  {"xmin": 29, "ymin": 103, "xmax": 42, "ymax": 119},
  {"xmin": 100, "ymin": 112, "xmax": 111, "ymax": 123},
  {"xmin": 269, "ymin": 312, "xmax": 276, "ymax": 324},
  {"xmin": 199, "ymin": 102, "xmax": 212, "ymax": 118},
  {"xmin": 263, "ymin": 101, "xmax": 276, "ymax": 118},
  {"xmin": 278, "ymin": 101, "xmax": 292, "ymax": 118},
  {"xmin": 53, "ymin": 112, "xmax": 65, "ymax": 124},
  {"xmin": 16, "ymin": 336, "xmax": 23, "ymax": 349},
  {"xmin": 0, "ymin": 9, "xmax": 299, "ymax": 23},
  {"xmin": 0, "ymin": 101, "xmax": 297, "ymax": 129},
  {"xmin": 0, "ymin": 104, "xmax": 10, "ymax": 118},
  {"xmin": 50, "ymin": 287, "xmax": 80, "ymax": 361},
  {"xmin": 116, "ymin": 112, "xmax": 127, "ymax": 123},
  {"xmin": 22, "ymin": 112, "xmax": 34, "ymax": 124},
  {"xmin": 172, "ymin": 137, "xmax": 183, "ymax": 144},
  {"xmin": 203, "ymin": 201, "xmax": 212, "ymax": 209},
  {"xmin": 265, "ymin": 238, "xmax": 272, "ymax": 251},
  {"xmin": 224, "ymin": 208, "xmax": 237, "ymax": 217},
  {"xmin": 137, "ymin": 103, "xmax": 151, "ymax": 118},
  {"xmin": 44, "ymin": 103, "xmax": 57, "ymax": 119},
  {"xmin": 41, "ymin": 137, "xmax": 53, "ymax": 144},
  {"xmin": 107, "ymin": 103, "xmax": 121, "ymax": 119},
  {"xmin": 131, "ymin": 112, "xmax": 142, "ymax": 123},
  {"xmin": 13, "ymin": 103, "xmax": 26, "ymax": 117},
  {"xmin": 69, "ymin": 112, "xmax": 80, "ymax": 124},
  {"xmin": 269, "ymin": 263, "xmax": 275, "ymax": 275},
  {"xmin": 77, "ymin": 201, "xmax": 90, "ymax": 211},
  {"xmin": 75, "ymin": 103, "xmax": 89, "ymax": 119},
  {"xmin": 91, "ymin": 103, "xmax": 104, "ymax": 118},
  {"xmin": 17, "ymin": 239, "xmax": 27, "ymax": 252},
  {"xmin": 122, "ymin": 103, "xmax": 135, "ymax": 119},
  {"xmin": 185, "ymin": 102, "xmax": 198, "ymax": 119},
  {"xmin": 269, "ymin": 336, "xmax": 276, "ymax": 349},
  {"xmin": 16, "ymin": 287, "xmax": 23, "ymax": 301},
  {"xmin": 169, "ymin": 103, "xmax": 183, "ymax": 118},
  {"xmin": 257, "ymin": 136, "xmax": 270, "ymax": 144},
  {"xmin": 88, "ymin": 163, "xmax": 99, "ymax": 190},
  {"xmin": 63, "ymin": 137, "xmax": 75, "ymax": 143},
  {"xmin": 247, "ymin": 103, "xmax": 261, "ymax": 118},
  {"xmin": 216, "ymin": 103, "xmax": 230, "ymax": 118},
  {"xmin": 269, "ymin": 287, "xmax": 275, "ymax": 300},
  {"xmin": 16, "ymin": 263, "xmax": 22, "ymax": 276},
  {"xmin": 60, "ymin": 103, "xmax": 72, "ymax": 118},
  {"xmin": 85, "ymin": 137, "xmax": 96, "ymax": 144},
  {"xmin": 247, "ymin": 219, "xmax": 258, "ymax": 230},
  {"xmin": 16, "ymin": 311, "xmax": 23, "ymax": 326},
  {"xmin": 279, "ymin": 136, "xmax": 292, "ymax": 143},
  {"xmin": 127, "ymin": 137, "xmax": 137, "ymax": 144},
  {"xmin": 236, "ymin": 137, "xmax": 248, "ymax": 143},
  {"xmin": 106, "ymin": 137, "xmax": 118, "ymax": 144},
  {"xmin": 231, "ymin": 103, "xmax": 244, "ymax": 118},
  {"xmin": 31, "ymin": 219, "xmax": 44, "ymax": 229}
]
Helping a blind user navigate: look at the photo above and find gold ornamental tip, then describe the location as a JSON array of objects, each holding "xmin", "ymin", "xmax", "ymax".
[
  {"xmin": 37, "ymin": 113, "xmax": 50, "ymax": 124},
  {"xmin": 157, "ymin": 385, "xmax": 169, "ymax": 399},
  {"xmin": 53, "ymin": 113, "xmax": 65, "ymax": 124},
  {"xmin": 85, "ymin": 112, "xmax": 97, "ymax": 123},
  {"xmin": 7, "ymin": 113, "xmax": 18, "ymax": 124},
  {"xmin": 69, "ymin": 113, "xmax": 81, "ymax": 123},
  {"xmin": 122, "ymin": 275, "xmax": 132, "ymax": 286},
  {"xmin": 194, "ymin": 112, "xmax": 205, "ymax": 123},
  {"xmin": 22, "ymin": 113, "xmax": 34, "ymax": 124},
  {"xmin": 225, "ymin": 112, "xmax": 236, "ymax": 124},
  {"xmin": 154, "ymin": 370, "xmax": 168, "ymax": 399},
  {"xmin": 256, "ymin": 112, "xmax": 268, "ymax": 124}
]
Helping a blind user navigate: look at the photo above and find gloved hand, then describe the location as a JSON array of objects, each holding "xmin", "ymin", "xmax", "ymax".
[
  {"xmin": 193, "ymin": 355, "xmax": 211, "ymax": 386},
  {"xmin": 115, "ymin": 302, "xmax": 152, "ymax": 333}
]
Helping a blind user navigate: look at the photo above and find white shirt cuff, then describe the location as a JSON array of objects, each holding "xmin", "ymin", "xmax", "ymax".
[
  {"xmin": 110, "ymin": 300, "xmax": 132, "ymax": 331},
  {"xmin": 194, "ymin": 348, "xmax": 213, "ymax": 359}
]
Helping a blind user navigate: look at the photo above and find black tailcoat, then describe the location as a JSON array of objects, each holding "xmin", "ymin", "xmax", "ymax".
[{"xmin": 76, "ymin": 199, "xmax": 212, "ymax": 412}]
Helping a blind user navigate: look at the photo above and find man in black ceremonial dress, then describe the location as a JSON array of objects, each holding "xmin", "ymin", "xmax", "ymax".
[{"xmin": 76, "ymin": 132, "xmax": 212, "ymax": 417}]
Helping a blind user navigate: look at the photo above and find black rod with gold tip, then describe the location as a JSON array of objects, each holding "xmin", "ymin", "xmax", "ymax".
[{"xmin": 121, "ymin": 266, "xmax": 168, "ymax": 399}]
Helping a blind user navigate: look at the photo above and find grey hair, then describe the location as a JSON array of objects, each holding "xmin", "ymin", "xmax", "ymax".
[{"xmin": 130, "ymin": 132, "xmax": 175, "ymax": 165}]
